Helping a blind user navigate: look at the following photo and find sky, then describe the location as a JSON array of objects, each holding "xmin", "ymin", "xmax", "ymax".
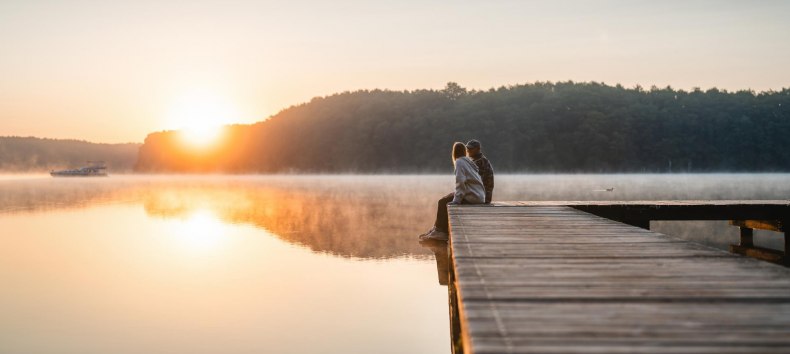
[{"xmin": 1, "ymin": 0, "xmax": 789, "ymax": 143}]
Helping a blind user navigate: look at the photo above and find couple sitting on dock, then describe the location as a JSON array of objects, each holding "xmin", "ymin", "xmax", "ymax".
[{"xmin": 419, "ymin": 139, "xmax": 495, "ymax": 241}]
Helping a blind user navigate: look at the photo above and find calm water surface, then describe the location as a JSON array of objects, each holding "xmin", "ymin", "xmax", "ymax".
[{"xmin": 1, "ymin": 174, "xmax": 789, "ymax": 354}]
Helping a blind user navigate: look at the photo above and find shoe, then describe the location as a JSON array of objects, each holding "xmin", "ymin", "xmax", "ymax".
[
  {"xmin": 418, "ymin": 226, "xmax": 436, "ymax": 240},
  {"xmin": 423, "ymin": 228, "xmax": 449, "ymax": 241}
]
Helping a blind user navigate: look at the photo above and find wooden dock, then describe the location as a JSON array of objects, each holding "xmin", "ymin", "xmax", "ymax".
[{"xmin": 447, "ymin": 201, "xmax": 790, "ymax": 354}]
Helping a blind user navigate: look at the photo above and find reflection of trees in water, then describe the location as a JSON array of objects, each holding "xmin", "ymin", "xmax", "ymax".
[
  {"xmin": 8, "ymin": 174, "xmax": 783, "ymax": 258},
  {"xmin": 142, "ymin": 185, "xmax": 434, "ymax": 259},
  {"xmin": 0, "ymin": 177, "xmax": 436, "ymax": 259}
]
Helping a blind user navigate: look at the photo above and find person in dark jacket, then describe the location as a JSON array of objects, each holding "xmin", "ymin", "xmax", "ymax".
[{"xmin": 465, "ymin": 139, "xmax": 494, "ymax": 204}]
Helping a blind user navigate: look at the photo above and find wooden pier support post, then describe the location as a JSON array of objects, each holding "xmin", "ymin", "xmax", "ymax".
[
  {"xmin": 739, "ymin": 226, "xmax": 754, "ymax": 247},
  {"xmin": 729, "ymin": 220, "xmax": 786, "ymax": 264}
]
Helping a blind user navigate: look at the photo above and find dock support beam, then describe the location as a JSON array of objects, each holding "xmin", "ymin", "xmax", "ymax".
[
  {"xmin": 728, "ymin": 219, "xmax": 786, "ymax": 266},
  {"xmin": 739, "ymin": 226, "xmax": 754, "ymax": 247}
]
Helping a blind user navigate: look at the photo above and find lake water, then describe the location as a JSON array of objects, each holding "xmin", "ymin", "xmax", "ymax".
[{"xmin": 1, "ymin": 174, "xmax": 789, "ymax": 354}]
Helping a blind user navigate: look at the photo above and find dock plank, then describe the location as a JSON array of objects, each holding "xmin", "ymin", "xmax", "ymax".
[{"xmin": 448, "ymin": 205, "xmax": 790, "ymax": 354}]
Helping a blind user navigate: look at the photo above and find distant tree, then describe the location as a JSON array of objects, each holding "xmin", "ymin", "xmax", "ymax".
[
  {"xmin": 0, "ymin": 137, "xmax": 140, "ymax": 172},
  {"xmin": 442, "ymin": 82, "xmax": 468, "ymax": 100}
]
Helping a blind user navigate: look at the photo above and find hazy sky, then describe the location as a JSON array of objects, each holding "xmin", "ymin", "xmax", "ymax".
[{"xmin": 1, "ymin": 0, "xmax": 789, "ymax": 143}]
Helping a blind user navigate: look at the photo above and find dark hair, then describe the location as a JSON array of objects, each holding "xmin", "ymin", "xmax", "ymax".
[{"xmin": 452, "ymin": 142, "xmax": 467, "ymax": 165}]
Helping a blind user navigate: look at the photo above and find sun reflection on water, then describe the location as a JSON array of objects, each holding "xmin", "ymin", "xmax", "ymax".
[{"xmin": 168, "ymin": 209, "xmax": 228, "ymax": 254}]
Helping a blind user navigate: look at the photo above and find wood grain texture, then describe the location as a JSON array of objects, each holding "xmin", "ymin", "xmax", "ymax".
[{"xmin": 448, "ymin": 204, "xmax": 790, "ymax": 354}]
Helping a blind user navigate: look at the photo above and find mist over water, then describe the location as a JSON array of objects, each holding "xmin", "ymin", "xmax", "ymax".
[{"xmin": 0, "ymin": 174, "xmax": 788, "ymax": 354}]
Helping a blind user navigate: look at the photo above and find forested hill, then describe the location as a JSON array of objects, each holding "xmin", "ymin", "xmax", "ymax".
[
  {"xmin": 136, "ymin": 82, "xmax": 790, "ymax": 173},
  {"xmin": 0, "ymin": 137, "xmax": 140, "ymax": 172}
]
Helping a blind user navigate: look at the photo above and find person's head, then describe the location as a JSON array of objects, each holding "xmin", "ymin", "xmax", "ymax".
[
  {"xmin": 466, "ymin": 139, "xmax": 482, "ymax": 156},
  {"xmin": 452, "ymin": 142, "xmax": 467, "ymax": 164}
]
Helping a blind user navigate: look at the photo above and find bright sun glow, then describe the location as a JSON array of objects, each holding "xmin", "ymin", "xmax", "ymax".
[{"xmin": 167, "ymin": 90, "xmax": 238, "ymax": 147}]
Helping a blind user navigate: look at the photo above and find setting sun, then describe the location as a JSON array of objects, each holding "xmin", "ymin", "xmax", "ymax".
[{"xmin": 168, "ymin": 90, "xmax": 238, "ymax": 147}]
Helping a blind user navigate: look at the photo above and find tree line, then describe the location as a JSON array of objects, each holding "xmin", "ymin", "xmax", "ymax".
[
  {"xmin": 0, "ymin": 136, "xmax": 140, "ymax": 172},
  {"xmin": 135, "ymin": 81, "xmax": 790, "ymax": 173}
]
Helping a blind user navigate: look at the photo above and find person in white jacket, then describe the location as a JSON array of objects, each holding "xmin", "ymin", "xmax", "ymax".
[{"xmin": 420, "ymin": 142, "xmax": 486, "ymax": 241}]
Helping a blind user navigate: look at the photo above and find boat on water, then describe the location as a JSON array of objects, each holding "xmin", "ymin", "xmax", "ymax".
[{"xmin": 50, "ymin": 161, "xmax": 108, "ymax": 177}]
